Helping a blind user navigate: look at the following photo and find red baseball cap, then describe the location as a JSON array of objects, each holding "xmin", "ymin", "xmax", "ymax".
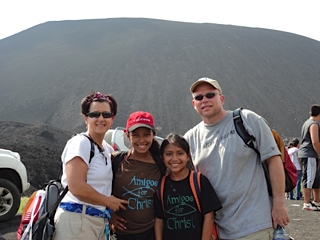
[{"xmin": 125, "ymin": 111, "xmax": 155, "ymax": 132}]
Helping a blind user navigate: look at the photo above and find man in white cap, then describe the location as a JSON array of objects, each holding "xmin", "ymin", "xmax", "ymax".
[{"xmin": 184, "ymin": 77, "xmax": 289, "ymax": 240}]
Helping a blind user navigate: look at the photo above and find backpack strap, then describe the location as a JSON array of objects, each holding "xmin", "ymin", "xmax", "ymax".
[
  {"xmin": 189, "ymin": 170, "xmax": 202, "ymax": 212},
  {"xmin": 79, "ymin": 133, "xmax": 96, "ymax": 164},
  {"xmin": 157, "ymin": 174, "xmax": 168, "ymax": 215},
  {"xmin": 233, "ymin": 108, "xmax": 260, "ymax": 156},
  {"xmin": 112, "ymin": 151, "xmax": 129, "ymax": 177},
  {"xmin": 233, "ymin": 108, "xmax": 272, "ymax": 196},
  {"xmin": 157, "ymin": 171, "xmax": 202, "ymax": 215},
  {"xmin": 58, "ymin": 133, "xmax": 95, "ymax": 180},
  {"xmin": 189, "ymin": 171, "xmax": 221, "ymax": 239}
]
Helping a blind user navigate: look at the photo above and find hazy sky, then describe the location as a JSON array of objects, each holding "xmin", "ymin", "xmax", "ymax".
[{"xmin": 1, "ymin": 0, "xmax": 319, "ymax": 41}]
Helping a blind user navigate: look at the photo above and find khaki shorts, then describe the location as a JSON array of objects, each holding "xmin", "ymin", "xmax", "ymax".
[
  {"xmin": 53, "ymin": 207, "xmax": 107, "ymax": 240},
  {"xmin": 221, "ymin": 227, "xmax": 273, "ymax": 240}
]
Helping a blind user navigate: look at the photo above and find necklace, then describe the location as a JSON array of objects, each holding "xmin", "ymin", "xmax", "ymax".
[{"xmin": 167, "ymin": 171, "xmax": 190, "ymax": 193}]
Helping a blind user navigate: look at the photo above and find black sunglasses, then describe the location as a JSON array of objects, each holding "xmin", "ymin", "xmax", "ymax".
[
  {"xmin": 194, "ymin": 92, "xmax": 221, "ymax": 101},
  {"xmin": 86, "ymin": 111, "xmax": 113, "ymax": 118}
]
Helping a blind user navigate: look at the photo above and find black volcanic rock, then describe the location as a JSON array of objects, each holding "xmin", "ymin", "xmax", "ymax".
[{"xmin": 0, "ymin": 121, "xmax": 73, "ymax": 193}]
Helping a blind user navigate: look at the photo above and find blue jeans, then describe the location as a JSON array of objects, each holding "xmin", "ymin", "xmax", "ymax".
[{"xmin": 289, "ymin": 170, "xmax": 302, "ymax": 199}]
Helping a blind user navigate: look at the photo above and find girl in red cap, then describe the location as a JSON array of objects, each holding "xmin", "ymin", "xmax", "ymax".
[{"xmin": 110, "ymin": 111, "xmax": 166, "ymax": 240}]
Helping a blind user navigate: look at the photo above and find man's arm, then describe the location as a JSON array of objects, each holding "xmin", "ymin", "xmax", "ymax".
[
  {"xmin": 310, "ymin": 124, "xmax": 320, "ymax": 156},
  {"xmin": 265, "ymin": 155, "xmax": 290, "ymax": 228}
]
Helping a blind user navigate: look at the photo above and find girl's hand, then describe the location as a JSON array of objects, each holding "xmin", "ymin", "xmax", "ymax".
[{"xmin": 109, "ymin": 213, "xmax": 127, "ymax": 231}]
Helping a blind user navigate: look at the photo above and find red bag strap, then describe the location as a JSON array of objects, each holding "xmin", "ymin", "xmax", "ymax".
[
  {"xmin": 158, "ymin": 173, "xmax": 169, "ymax": 215},
  {"xmin": 189, "ymin": 170, "xmax": 202, "ymax": 212}
]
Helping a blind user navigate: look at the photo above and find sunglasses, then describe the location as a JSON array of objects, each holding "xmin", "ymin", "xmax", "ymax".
[
  {"xmin": 86, "ymin": 111, "xmax": 113, "ymax": 118},
  {"xmin": 193, "ymin": 92, "xmax": 221, "ymax": 101}
]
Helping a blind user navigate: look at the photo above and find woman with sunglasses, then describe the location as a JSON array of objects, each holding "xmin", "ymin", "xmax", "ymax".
[{"xmin": 53, "ymin": 92, "xmax": 128, "ymax": 240}]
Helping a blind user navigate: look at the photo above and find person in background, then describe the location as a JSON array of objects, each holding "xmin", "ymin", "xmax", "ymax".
[
  {"xmin": 184, "ymin": 77, "xmax": 289, "ymax": 240},
  {"xmin": 285, "ymin": 143, "xmax": 293, "ymax": 201},
  {"xmin": 288, "ymin": 138, "xmax": 302, "ymax": 200},
  {"xmin": 298, "ymin": 104, "xmax": 320, "ymax": 210},
  {"xmin": 154, "ymin": 133, "xmax": 222, "ymax": 240},
  {"xmin": 53, "ymin": 92, "xmax": 128, "ymax": 240},
  {"xmin": 110, "ymin": 111, "xmax": 166, "ymax": 240}
]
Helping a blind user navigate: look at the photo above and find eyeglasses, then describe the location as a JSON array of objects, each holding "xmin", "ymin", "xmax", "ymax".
[
  {"xmin": 193, "ymin": 92, "xmax": 221, "ymax": 101},
  {"xmin": 86, "ymin": 111, "xmax": 113, "ymax": 118}
]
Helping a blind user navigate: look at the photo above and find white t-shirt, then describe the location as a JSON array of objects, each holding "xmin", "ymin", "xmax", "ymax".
[
  {"xmin": 288, "ymin": 147, "xmax": 301, "ymax": 170},
  {"xmin": 61, "ymin": 134, "xmax": 113, "ymax": 211}
]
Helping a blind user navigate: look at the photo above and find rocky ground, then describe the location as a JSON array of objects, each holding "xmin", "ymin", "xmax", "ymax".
[
  {"xmin": 1, "ymin": 199, "xmax": 319, "ymax": 240},
  {"xmin": 0, "ymin": 121, "xmax": 74, "ymax": 194},
  {"xmin": 285, "ymin": 199, "xmax": 320, "ymax": 240}
]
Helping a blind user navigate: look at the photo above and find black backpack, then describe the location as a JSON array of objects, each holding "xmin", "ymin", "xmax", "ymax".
[
  {"xmin": 233, "ymin": 108, "xmax": 297, "ymax": 196},
  {"xmin": 17, "ymin": 134, "xmax": 95, "ymax": 240}
]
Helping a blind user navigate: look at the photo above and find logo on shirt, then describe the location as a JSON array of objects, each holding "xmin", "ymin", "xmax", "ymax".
[
  {"xmin": 123, "ymin": 176, "xmax": 158, "ymax": 210},
  {"xmin": 165, "ymin": 194, "xmax": 197, "ymax": 230}
]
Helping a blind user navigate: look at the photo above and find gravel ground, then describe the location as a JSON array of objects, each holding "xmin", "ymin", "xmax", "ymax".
[
  {"xmin": 285, "ymin": 198, "xmax": 320, "ymax": 240},
  {"xmin": 1, "ymin": 199, "xmax": 319, "ymax": 240}
]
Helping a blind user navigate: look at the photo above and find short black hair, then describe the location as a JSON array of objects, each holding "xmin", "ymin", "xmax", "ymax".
[
  {"xmin": 310, "ymin": 104, "xmax": 320, "ymax": 117},
  {"xmin": 290, "ymin": 138, "xmax": 299, "ymax": 147}
]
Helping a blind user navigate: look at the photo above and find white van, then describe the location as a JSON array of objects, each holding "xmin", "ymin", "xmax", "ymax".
[{"xmin": 0, "ymin": 148, "xmax": 30, "ymax": 222}]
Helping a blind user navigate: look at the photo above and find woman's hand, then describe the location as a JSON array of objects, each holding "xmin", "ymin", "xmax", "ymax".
[{"xmin": 107, "ymin": 195, "xmax": 128, "ymax": 212}]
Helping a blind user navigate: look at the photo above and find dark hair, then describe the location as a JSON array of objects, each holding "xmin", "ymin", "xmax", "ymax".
[
  {"xmin": 310, "ymin": 104, "xmax": 320, "ymax": 117},
  {"xmin": 149, "ymin": 139, "xmax": 166, "ymax": 176},
  {"xmin": 160, "ymin": 133, "xmax": 190, "ymax": 156},
  {"xmin": 160, "ymin": 133, "xmax": 194, "ymax": 170},
  {"xmin": 80, "ymin": 91, "xmax": 118, "ymax": 116},
  {"xmin": 290, "ymin": 138, "xmax": 300, "ymax": 147}
]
